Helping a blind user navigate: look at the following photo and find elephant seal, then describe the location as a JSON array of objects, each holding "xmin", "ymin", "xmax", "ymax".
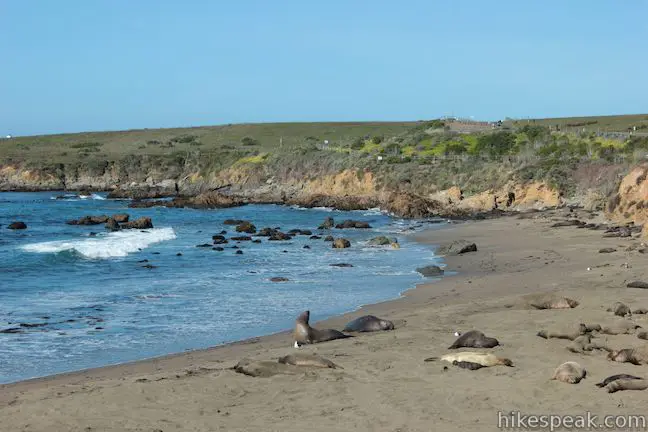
[
  {"xmin": 278, "ymin": 353, "xmax": 341, "ymax": 369},
  {"xmin": 452, "ymin": 360, "xmax": 485, "ymax": 370},
  {"xmin": 448, "ymin": 330, "xmax": 499, "ymax": 349},
  {"xmin": 343, "ymin": 315, "xmax": 394, "ymax": 332},
  {"xmin": 605, "ymin": 379, "xmax": 648, "ymax": 393},
  {"xmin": 530, "ymin": 296, "xmax": 579, "ymax": 310},
  {"xmin": 537, "ymin": 323, "xmax": 589, "ymax": 341},
  {"xmin": 293, "ymin": 310, "xmax": 352, "ymax": 346},
  {"xmin": 426, "ymin": 352, "xmax": 513, "ymax": 367},
  {"xmin": 608, "ymin": 345, "xmax": 648, "ymax": 365},
  {"xmin": 566, "ymin": 334, "xmax": 611, "ymax": 354},
  {"xmin": 551, "ymin": 361, "xmax": 586, "ymax": 384},
  {"xmin": 595, "ymin": 374, "xmax": 643, "ymax": 388},
  {"xmin": 601, "ymin": 320, "xmax": 641, "ymax": 335}
]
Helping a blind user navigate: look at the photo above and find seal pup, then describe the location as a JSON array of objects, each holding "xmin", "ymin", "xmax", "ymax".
[
  {"xmin": 426, "ymin": 352, "xmax": 514, "ymax": 367},
  {"xmin": 607, "ymin": 345, "xmax": 648, "ymax": 365},
  {"xmin": 595, "ymin": 374, "xmax": 643, "ymax": 388},
  {"xmin": 605, "ymin": 379, "xmax": 648, "ymax": 393},
  {"xmin": 448, "ymin": 330, "xmax": 499, "ymax": 349},
  {"xmin": 551, "ymin": 361, "xmax": 586, "ymax": 384},
  {"xmin": 278, "ymin": 353, "xmax": 341, "ymax": 369},
  {"xmin": 343, "ymin": 315, "xmax": 394, "ymax": 332},
  {"xmin": 537, "ymin": 323, "xmax": 589, "ymax": 341},
  {"xmin": 293, "ymin": 310, "xmax": 352, "ymax": 346}
]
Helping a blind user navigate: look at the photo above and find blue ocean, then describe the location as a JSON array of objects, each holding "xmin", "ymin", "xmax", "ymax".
[{"xmin": 0, "ymin": 192, "xmax": 444, "ymax": 384}]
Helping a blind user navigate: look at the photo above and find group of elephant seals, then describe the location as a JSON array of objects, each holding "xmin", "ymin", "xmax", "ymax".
[
  {"xmin": 448, "ymin": 330, "xmax": 499, "ymax": 349},
  {"xmin": 343, "ymin": 315, "xmax": 394, "ymax": 332},
  {"xmin": 429, "ymin": 352, "xmax": 514, "ymax": 367},
  {"xmin": 551, "ymin": 361, "xmax": 586, "ymax": 384}
]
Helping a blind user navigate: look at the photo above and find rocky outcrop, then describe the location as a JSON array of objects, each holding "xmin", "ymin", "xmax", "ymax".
[
  {"xmin": 105, "ymin": 218, "xmax": 120, "ymax": 232},
  {"xmin": 67, "ymin": 215, "xmax": 109, "ymax": 225},
  {"xmin": 335, "ymin": 220, "xmax": 371, "ymax": 229},
  {"xmin": 120, "ymin": 217, "xmax": 153, "ymax": 229},
  {"xmin": 318, "ymin": 217, "xmax": 334, "ymax": 229},
  {"xmin": 129, "ymin": 191, "xmax": 245, "ymax": 209},
  {"xmin": 606, "ymin": 165, "xmax": 648, "ymax": 225},
  {"xmin": 436, "ymin": 240, "xmax": 477, "ymax": 255},
  {"xmin": 235, "ymin": 222, "xmax": 257, "ymax": 234}
]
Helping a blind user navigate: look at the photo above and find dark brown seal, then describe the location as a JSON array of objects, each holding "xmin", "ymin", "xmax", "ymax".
[
  {"xmin": 293, "ymin": 310, "xmax": 352, "ymax": 346},
  {"xmin": 448, "ymin": 330, "xmax": 499, "ymax": 349},
  {"xmin": 595, "ymin": 374, "xmax": 643, "ymax": 387},
  {"xmin": 343, "ymin": 315, "xmax": 394, "ymax": 332}
]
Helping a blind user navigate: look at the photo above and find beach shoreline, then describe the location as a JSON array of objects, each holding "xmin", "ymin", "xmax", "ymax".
[{"xmin": 4, "ymin": 208, "xmax": 648, "ymax": 431}]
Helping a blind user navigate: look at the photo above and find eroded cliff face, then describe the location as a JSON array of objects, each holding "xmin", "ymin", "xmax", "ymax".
[
  {"xmin": 0, "ymin": 161, "xmax": 565, "ymax": 218},
  {"xmin": 606, "ymin": 165, "xmax": 648, "ymax": 224}
]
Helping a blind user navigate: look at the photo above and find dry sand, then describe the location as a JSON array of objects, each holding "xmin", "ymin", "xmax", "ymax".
[{"xmin": 3, "ymin": 209, "xmax": 648, "ymax": 431}]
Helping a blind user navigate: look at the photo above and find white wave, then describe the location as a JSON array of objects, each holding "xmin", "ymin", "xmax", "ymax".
[
  {"xmin": 20, "ymin": 228, "xmax": 176, "ymax": 259},
  {"xmin": 90, "ymin": 193, "xmax": 106, "ymax": 200}
]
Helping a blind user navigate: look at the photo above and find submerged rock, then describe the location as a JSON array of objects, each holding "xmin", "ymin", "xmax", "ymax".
[
  {"xmin": 270, "ymin": 277, "xmax": 289, "ymax": 282},
  {"xmin": 8, "ymin": 221, "xmax": 27, "ymax": 230},
  {"xmin": 330, "ymin": 263, "xmax": 353, "ymax": 267},
  {"xmin": 368, "ymin": 236, "xmax": 397, "ymax": 246}
]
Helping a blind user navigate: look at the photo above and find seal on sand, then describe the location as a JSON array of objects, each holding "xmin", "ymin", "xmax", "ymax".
[
  {"xmin": 595, "ymin": 374, "xmax": 643, "ymax": 388},
  {"xmin": 607, "ymin": 302, "xmax": 631, "ymax": 317},
  {"xmin": 426, "ymin": 352, "xmax": 514, "ymax": 367},
  {"xmin": 293, "ymin": 310, "xmax": 352, "ymax": 346},
  {"xmin": 278, "ymin": 353, "xmax": 341, "ymax": 369},
  {"xmin": 448, "ymin": 330, "xmax": 499, "ymax": 349},
  {"xmin": 551, "ymin": 361, "xmax": 586, "ymax": 384},
  {"xmin": 605, "ymin": 379, "xmax": 648, "ymax": 393},
  {"xmin": 343, "ymin": 315, "xmax": 394, "ymax": 332},
  {"xmin": 529, "ymin": 296, "xmax": 579, "ymax": 310},
  {"xmin": 607, "ymin": 345, "xmax": 648, "ymax": 365}
]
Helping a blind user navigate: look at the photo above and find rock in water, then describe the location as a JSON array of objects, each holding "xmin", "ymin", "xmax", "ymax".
[
  {"xmin": 332, "ymin": 238, "xmax": 351, "ymax": 249},
  {"xmin": 324, "ymin": 235, "xmax": 334, "ymax": 242},
  {"xmin": 318, "ymin": 217, "xmax": 334, "ymax": 229},
  {"xmin": 112, "ymin": 213, "xmax": 130, "ymax": 223},
  {"xmin": 335, "ymin": 220, "xmax": 371, "ymax": 229},
  {"xmin": 223, "ymin": 219, "xmax": 245, "ymax": 225},
  {"xmin": 416, "ymin": 265, "xmax": 444, "ymax": 277},
  {"xmin": 105, "ymin": 218, "xmax": 120, "ymax": 232},
  {"xmin": 8, "ymin": 221, "xmax": 27, "ymax": 230},
  {"xmin": 235, "ymin": 221, "xmax": 256, "ymax": 234},
  {"xmin": 368, "ymin": 236, "xmax": 395, "ymax": 246},
  {"xmin": 120, "ymin": 217, "xmax": 153, "ymax": 229},
  {"xmin": 436, "ymin": 240, "xmax": 477, "ymax": 256},
  {"xmin": 270, "ymin": 277, "xmax": 289, "ymax": 282}
]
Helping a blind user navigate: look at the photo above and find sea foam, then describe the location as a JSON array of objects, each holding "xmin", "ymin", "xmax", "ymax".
[{"xmin": 20, "ymin": 228, "xmax": 176, "ymax": 259}]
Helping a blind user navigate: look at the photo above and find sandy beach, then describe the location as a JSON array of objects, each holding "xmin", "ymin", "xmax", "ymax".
[{"xmin": 3, "ymin": 209, "xmax": 648, "ymax": 432}]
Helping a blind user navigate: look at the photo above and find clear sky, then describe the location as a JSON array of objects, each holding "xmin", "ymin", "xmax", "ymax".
[{"xmin": 1, "ymin": 1, "xmax": 647, "ymax": 136}]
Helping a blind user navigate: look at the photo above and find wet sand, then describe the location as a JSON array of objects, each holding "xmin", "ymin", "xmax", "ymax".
[{"xmin": 3, "ymin": 209, "xmax": 648, "ymax": 431}]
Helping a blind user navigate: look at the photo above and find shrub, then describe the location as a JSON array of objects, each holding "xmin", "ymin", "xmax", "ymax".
[
  {"xmin": 241, "ymin": 136, "xmax": 259, "ymax": 146},
  {"xmin": 70, "ymin": 142, "xmax": 101, "ymax": 149}
]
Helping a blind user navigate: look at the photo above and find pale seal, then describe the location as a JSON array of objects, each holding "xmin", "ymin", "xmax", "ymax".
[
  {"xmin": 426, "ymin": 351, "xmax": 514, "ymax": 367},
  {"xmin": 343, "ymin": 315, "xmax": 394, "ymax": 332},
  {"xmin": 608, "ymin": 345, "xmax": 648, "ymax": 365},
  {"xmin": 293, "ymin": 310, "xmax": 352, "ymax": 346},
  {"xmin": 605, "ymin": 379, "xmax": 648, "ymax": 393},
  {"xmin": 278, "ymin": 353, "xmax": 341, "ymax": 369},
  {"xmin": 448, "ymin": 330, "xmax": 499, "ymax": 349},
  {"xmin": 551, "ymin": 361, "xmax": 586, "ymax": 384}
]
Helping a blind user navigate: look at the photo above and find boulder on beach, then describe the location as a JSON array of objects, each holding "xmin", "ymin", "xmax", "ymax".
[
  {"xmin": 318, "ymin": 217, "xmax": 335, "ymax": 229},
  {"xmin": 335, "ymin": 220, "xmax": 371, "ymax": 229},
  {"xmin": 332, "ymin": 238, "xmax": 351, "ymax": 249},
  {"xmin": 105, "ymin": 218, "xmax": 120, "ymax": 232},
  {"xmin": 120, "ymin": 217, "xmax": 153, "ymax": 229},
  {"xmin": 8, "ymin": 221, "xmax": 27, "ymax": 230},
  {"xmin": 436, "ymin": 240, "xmax": 477, "ymax": 256},
  {"xmin": 236, "ymin": 221, "xmax": 257, "ymax": 234},
  {"xmin": 416, "ymin": 265, "xmax": 444, "ymax": 277}
]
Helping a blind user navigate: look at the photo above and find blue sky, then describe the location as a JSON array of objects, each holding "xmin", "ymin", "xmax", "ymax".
[{"xmin": 1, "ymin": 1, "xmax": 647, "ymax": 136}]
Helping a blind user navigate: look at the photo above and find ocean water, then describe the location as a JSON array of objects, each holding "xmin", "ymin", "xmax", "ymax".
[{"xmin": 0, "ymin": 192, "xmax": 445, "ymax": 384}]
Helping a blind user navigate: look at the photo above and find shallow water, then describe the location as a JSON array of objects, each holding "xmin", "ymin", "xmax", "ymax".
[{"xmin": 0, "ymin": 192, "xmax": 445, "ymax": 383}]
